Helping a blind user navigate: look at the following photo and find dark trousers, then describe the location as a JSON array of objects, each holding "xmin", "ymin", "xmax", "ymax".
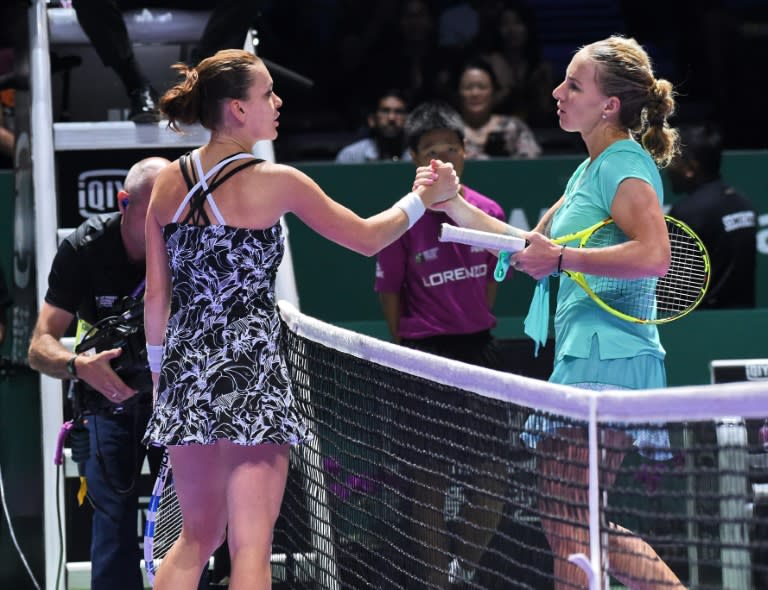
[
  {"xmin": 400, "ymin": 329, "xmax": 503, "ymax": 370},
  {"xmin": 84, "ymin": 408, "xmax": 160, "ymax": 590},
  {"xmin": 69, "ymin": 0, "xmax": 260, "ymax": 67}
]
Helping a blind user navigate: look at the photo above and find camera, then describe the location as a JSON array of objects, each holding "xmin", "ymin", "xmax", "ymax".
[{"xmin": 72, "ymin": 296, "xmax": 152, "ymax": 416}]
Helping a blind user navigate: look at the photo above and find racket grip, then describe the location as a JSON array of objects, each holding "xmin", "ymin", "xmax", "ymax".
[{"xmin": 438, "ymin": 223, "xmax": 527, "ymax": 252}]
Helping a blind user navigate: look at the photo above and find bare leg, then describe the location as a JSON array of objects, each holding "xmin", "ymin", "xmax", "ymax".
[
  {"xmin": 452, "ymin": 459, "xmax": 508, "ymax": 575},
  {"xmin": 224, "ymin": 441, "xmax": 290, "ymax": 590},
  {"xmin": 538, "ymin": 429, "xmax": 592, "ymax": 590},
  {"xmin": 153, "ymin": 443, "xmax": 228, "ymax": 590},
  {"xmin": 152, "ymin": 440, "xmax": 290, "ymax": 590},
  {"xmin": 406, "ymin": 462, "xmax": 453, "ymax": 588},
  {"xmin": 538, "ymin": 428, "xmax": 685, "ymax": 590},
  {"xmin": 608, "ymin": 523, "xmax": 685, "ymax": 590}
]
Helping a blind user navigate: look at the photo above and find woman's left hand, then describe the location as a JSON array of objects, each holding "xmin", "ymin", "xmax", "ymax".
[
  {"xmin": 511, "ymin": 232, "xmax": 562, "ymax": 280},
  {"xmin": 413, "ymin": 161, "xmax": 460, "ymax": 211}
]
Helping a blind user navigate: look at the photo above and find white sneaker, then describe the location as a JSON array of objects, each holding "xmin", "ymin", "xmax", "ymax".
[{"xmin": 448, "ymin": 558, "xmax": 476, "ymax": 585}]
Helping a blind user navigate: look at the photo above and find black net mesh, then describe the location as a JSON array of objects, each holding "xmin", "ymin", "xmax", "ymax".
[{"xmin": 270, "ymin": 316, "xmax": 768, "ymax": 590}]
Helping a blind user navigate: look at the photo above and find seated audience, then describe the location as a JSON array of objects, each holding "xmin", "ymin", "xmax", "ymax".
[
  {"xmin": 454, "ymin": 57, "xmax": 542, "ymax": 159},
  {"xmin": 667, "ymin": 123, "xmax": 757, "ymax": 308},
  {"xmin": 336, "ymin": 90, "xmax": 411, "ymax": 163}
]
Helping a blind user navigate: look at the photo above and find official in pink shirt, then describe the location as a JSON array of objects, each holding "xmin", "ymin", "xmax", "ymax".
[{"xmin": 373, "ymin": 101, "xmax": 510, "ymax": 587}]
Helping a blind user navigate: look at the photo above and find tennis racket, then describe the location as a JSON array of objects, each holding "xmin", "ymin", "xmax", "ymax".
[
  {"xmin": 438, "ymin": 216, "xmax": 710, "ymax": 324},
  {"xmin": 144, "ymin": 449, "xmax": 182, "ymax": 584}
]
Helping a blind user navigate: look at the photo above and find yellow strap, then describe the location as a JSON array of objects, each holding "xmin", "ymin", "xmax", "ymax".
[
  {"xmin": 77, "ymin": 476, "xmax": 87, "ymax": 506},
  {"xmin": 74, "ymin": 318, "xmax": 92, "ymax": 350}
]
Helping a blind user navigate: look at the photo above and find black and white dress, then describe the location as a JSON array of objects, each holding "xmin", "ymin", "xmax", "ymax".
[{"xmin": 143, "ymin": 151, "xmax": 311, "ymax": 447}]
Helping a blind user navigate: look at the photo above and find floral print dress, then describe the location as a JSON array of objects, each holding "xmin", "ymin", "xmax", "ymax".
[{"xmin": 143, "ymin": 151, "xmax": 311, "ymax": 447}]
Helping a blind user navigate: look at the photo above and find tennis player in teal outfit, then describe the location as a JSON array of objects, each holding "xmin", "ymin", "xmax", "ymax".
[{"xmin": 423, "ymin": 35, "xmax": 686, "ymax": 590}]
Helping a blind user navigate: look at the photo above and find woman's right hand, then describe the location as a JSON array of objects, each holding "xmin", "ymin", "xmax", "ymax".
[{"xmin": 413, "ymin": 159, "xmax": 459, "ymax": 207}]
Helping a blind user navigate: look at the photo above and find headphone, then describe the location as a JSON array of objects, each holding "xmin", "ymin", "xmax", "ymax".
[{"xmin": 121, "ymin": 198, "xmax": 130, "ymax": 208}]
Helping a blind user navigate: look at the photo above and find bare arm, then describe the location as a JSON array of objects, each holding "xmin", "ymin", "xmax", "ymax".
[
  {"xmin": 279, "ymin": 161, "xmax": 459, "ymax": 257},
  {"xmin": 144, "ymin": 183, "xmax": 172, "ymax": 350},
  {"xmin": 0, "ymin": 127, "xmax": 13, "ymax": 159},
  {"xmin": 516, "ymin": 178, "xmax": 670, "ymax": 280},
  {"xmin": 378, "ymin": 292, "xmax": 401, "ymax": 343},
  {"xmin": 0, "ymin": 108, "xmax": 13, "ymax": 159},
  {"xmin": 533, "ymin": 196, "xmax": 565, "ymax": 235},
  {"xmin": 27, "ymin": 303, "xmax": 75, "ymax": 380},
  {"xmin": 437, "ymin": 195, "xmax": 517, "ymax": 237}
]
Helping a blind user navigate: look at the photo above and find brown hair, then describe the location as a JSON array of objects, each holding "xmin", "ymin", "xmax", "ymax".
[
  {"xmin": 160, "ymin": 49, "xmax": 261, "ymax": 132},
  {"xmin": 583, "ymin": 36, "xmax": 679, "ymax": 167}
]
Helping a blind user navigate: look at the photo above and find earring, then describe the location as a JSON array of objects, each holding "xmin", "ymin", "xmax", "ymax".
[{"xmin": 601, "ymin": 114, "xmax": 607, "ymax": 119}]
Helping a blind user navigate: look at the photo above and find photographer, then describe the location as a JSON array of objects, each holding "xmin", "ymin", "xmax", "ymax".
[{"xmin": 28, "ymin": 156, "xmax": 170, "ymax": 590}]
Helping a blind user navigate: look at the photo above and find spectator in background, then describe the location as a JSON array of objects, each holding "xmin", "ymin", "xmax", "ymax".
[
  {"xmin": 454, "ymin": 57, "xmax": 542, "ymax": 159},
  {"xmin": 375, "ymin": 101, "xmax": 509, "ymax": 587},
  {"xmin": 336, "ymin": 90, "xmax": 412, "ymax": 163},
  {"xmin": 70, "ymin": 0, "xmax": 260, "ymax": 122},
  {"xmin": 472, "ymin": 0, "xmax": 555, "ymax": 127},
  {"xmin": 667, "ymin": 124, "xmax": 757, "ymax": 308}
]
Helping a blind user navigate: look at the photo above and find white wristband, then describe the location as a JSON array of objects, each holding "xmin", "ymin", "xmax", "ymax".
[
  {"xmin": 146, "ymin": 343, "xmax": 163, "ymax": 373},
  {"xmin": 393, "ymin": 192, "xmax": 426, "ymax": 229}
]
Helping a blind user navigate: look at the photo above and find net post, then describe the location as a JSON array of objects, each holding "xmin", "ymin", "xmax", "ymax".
[
  {"xmin": 280, "ymin": 301, "xmax": 339, "ymax": 589},
  {"xmin": 294, "ymin": 429, "xmax": 340, "ymax": 589},
  {"xmin": 717, "ymin": 418, "xmax": 752, "ymax": 589},
  {"xmin": 571, "ymin": 394, "xmax": 604, "ymax": 590},
  {"xmin": 683, "ymin": 425, "xmax": 701, "ymax": 587},
  {"xmin": 567, "ymin": 395, "xmax": 603, "ymax": 589}
]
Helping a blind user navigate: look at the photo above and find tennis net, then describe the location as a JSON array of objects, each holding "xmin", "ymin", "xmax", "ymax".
[{"xmin": 274, "ymin": 301, "xmax": 768, "ymax": 590}]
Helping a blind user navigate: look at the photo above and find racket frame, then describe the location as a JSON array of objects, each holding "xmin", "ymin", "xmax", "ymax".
[
  {"xmin": 144, "ymin": 448, "xmax": 172, "ymax": 584},
  {"xmin": 438, "ymin": 216, "xmax": 710, "ymax": 324}
]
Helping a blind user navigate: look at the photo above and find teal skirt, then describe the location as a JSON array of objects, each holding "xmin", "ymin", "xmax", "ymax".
[{"xmin": 521, "ymin": 335, "xmax": 671, "ymax": 460}]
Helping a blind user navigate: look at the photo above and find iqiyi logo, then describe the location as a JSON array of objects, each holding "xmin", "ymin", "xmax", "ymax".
[{"xmin": 78, "ymin": 169, "xmax": 127, "ymax": 218}]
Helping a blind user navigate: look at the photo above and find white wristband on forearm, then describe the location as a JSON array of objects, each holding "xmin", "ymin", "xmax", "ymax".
[
  {"xmin": 146, "ymin": 343, "xmax": 163, "ymax": 373},
  {"xmin": 393, "ymin": 192, "xmax": 426, "ymax": 229}
]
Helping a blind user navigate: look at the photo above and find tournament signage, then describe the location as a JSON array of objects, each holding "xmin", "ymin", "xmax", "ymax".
[
  {"xmin": 56, "ymin": 148, "xmax": 188, "ymax": 228},
  {"xmin": 77, "ymin": 168, "xmax": 127, "ymax": 219}
]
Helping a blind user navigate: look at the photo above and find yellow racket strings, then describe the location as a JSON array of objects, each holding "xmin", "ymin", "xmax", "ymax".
[
  {"xmin": 577, "ymin": 220, "xmax": 708, "ymax": 322},
  {"xmin": 578, "ymin": 223, "xmax": 659, "ymax": 321}
]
